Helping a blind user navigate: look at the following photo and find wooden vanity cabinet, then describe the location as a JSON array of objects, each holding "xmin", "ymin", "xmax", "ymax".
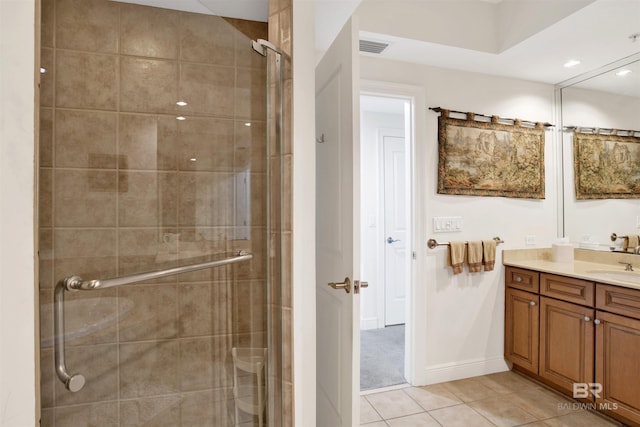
[
  {"xmin": 505, "ymin": 287, "xmax": 539, "ymax": 373},
  {"xmin": 539, "ymin": 296, "xmax": 594, "ymax": 396},
  {"xmin": 505, "ymin": 266, "xmax": 640, "ymax": 426}
]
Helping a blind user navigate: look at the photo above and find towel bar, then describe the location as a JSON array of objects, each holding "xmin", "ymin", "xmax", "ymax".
[{"xmin": 427, "ymin": 236, "xmax": 504, "ymax": 249}]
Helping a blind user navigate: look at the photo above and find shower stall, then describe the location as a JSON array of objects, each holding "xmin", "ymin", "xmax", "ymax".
[{"xmin": 38, "ymin": 0, "xmax": 286, "ymax": 425}]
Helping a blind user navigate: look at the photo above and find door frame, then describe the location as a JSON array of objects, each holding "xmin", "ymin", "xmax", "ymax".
[{"xmin": 360, "ymin": 80, "xmax": 425, "ymax": 385}]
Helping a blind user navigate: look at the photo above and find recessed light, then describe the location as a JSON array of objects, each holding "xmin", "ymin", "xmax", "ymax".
[
  {"xmin": 564, "ymin": 60, "xmax": 581, "ymax": 68},
  {"xmin": 176, "ymin": 116, "xmax": 186, "ymax": 121},
  {"xmin": 616, "ymin": 69, "xmax": 632, "ymax": 76},
  {"xmin": 176, "ymin": 101, "xmax": 187, "ymax": 106}
]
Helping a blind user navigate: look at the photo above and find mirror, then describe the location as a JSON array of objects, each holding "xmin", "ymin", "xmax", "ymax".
[{"xmin": 560, "ymin": 53, "xmax": 640, "ymax": 251}]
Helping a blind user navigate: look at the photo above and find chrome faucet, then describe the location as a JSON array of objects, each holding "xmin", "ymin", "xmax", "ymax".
[{"xmin": 619, "ymin": 262, "xmax": 634, "ymax": 271}]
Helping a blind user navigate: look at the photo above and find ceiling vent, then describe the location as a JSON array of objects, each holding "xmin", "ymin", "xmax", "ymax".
[{"xmin": 359, "ymin": 39, "xmax": 389, "ymax": 54}]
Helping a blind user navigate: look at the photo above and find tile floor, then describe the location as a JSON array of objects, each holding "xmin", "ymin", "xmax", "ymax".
[{"xmin": 360, "ymin": 371, "xmax": 623, "ymax": 426}]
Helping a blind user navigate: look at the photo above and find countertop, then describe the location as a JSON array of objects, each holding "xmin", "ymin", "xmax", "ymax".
[{"xmin": 503, "ymin": 248, "xmax": 640, "ymax": 291}]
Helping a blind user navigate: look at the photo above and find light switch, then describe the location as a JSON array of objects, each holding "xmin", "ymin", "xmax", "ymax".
[{"xmin": 433, "ymin": 216, "xmax": 463, "ymax": 233}]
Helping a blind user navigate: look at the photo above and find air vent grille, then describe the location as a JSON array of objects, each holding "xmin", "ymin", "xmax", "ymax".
[{"xmin": 359, "ymin": 39, "xmax": 389, "ymax": 54}]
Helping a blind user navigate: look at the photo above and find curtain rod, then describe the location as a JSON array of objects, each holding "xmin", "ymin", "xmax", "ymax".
[
  {"xmin": 429, "ymin": 107, "xmax": 553, "ymax": 128},
  {"xmin": 562, "ymin": 126, "xmax": 640, "ymax": 137}
]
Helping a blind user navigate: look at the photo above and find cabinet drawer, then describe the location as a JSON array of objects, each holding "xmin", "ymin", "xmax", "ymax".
[
  {"xmin": 540, "ymin": 273, "xmax": 594, "ymax": 306},
  {"xmin": 596, "ymin": 284, "xmax": 640, "ymax": 320},
  {"xmin": 506, "ymin": 267, "xmax": 539, "ymax": 293}
]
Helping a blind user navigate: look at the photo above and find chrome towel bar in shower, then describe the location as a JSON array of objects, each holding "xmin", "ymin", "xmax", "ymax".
[{"xmin": 54, "ymin": 250, "xmax": 253, "ymax": 392}]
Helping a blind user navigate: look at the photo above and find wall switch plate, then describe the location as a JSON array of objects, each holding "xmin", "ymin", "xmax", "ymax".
[
  {"xmin": 433, "ymin": 216, "xmax": 463, "ymax": 233},
  {"xmin": 525, "ymin": 235, "xmax": 536, "ymax": 245}
]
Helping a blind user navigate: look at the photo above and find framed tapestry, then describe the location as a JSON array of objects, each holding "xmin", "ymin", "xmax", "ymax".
[
  {"xmin": 574, "ymin": 131, "xmax": 640, "ymax": 199},
  {"xmin": 436, "ymin": 109, "xmax": 546, "ymax": 199}
]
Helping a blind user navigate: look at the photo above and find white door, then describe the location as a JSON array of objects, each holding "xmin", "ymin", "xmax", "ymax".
[
  {"xmin": 383, "ymin": 134, "xmax": 407, "ymax": 326},
  {"xmin": 315, "ymin": 17, "xmax": 361, "ymax": 427}
]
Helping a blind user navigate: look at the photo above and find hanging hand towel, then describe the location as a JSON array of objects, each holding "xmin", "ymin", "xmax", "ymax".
[
  {"xmin": 482, "ymin": 239, "xmax": 497, "ymax": 271},
  {"xmin": 628, "ymin": 235, "xmax": 640, "ymax": 252},
  {"xmin": 448, "ymin": 241, "xmax": 466, "ymax": 275},
  {"xmin": 467, "ymin": 241, "xmax": 483, "ymax": 273}
]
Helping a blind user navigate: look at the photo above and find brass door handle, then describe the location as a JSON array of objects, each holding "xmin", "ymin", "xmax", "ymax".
[
  {"xmin": 328, "ymin": 277, "xmax": 351, "ymax": 293},
  {"xmin": 355, "ymin": 280, "xmax": 368, "ymax": 294}
]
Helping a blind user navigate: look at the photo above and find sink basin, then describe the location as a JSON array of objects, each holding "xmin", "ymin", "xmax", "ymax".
[{"xmin": 586, "ymin": 270, "xmax": 640, "ymax": 284}]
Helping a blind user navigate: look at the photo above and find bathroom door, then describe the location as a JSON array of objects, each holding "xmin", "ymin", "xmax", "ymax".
[{"xmin": 315, "ymin": 16, "xmax": 361, "ymax": 427}]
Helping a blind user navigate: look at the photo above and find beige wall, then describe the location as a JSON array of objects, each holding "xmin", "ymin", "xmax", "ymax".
[{"xmin": 39, "ymin": 0, "xmax": 272, "ymax": 425}]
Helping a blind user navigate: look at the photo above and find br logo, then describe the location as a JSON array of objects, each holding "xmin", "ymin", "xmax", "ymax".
[{"xmin": 573, "ymin": 383, "xmax": 602, "ymax": 399}]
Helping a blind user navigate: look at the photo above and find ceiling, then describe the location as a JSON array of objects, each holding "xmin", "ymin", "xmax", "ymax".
[{"xmin": 115, "ymin": 0, "xmax": 639, "ymax": 94}]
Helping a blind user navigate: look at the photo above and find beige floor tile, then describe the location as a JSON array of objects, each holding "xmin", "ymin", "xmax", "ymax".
[
  {"xmin": 442, "ymin": 377, "xmax": 496, "ymax": 403},
  {"xmin": 468, "ymin": 394, "xmax": 539, "ymax": 427},
  {"xmin": 476, "ymin": 371, "xmax": 542, "ymax": 395},
  {"xmin": 518, "ymin": 422, "xmax": 552, "ymax": 427},
  {"xmin": 361, "ymin": 422, "xmax": 388, "ymax": 427},
  {"xmin": 507, "ymin": 387, "xmax": 578, "ymax": 420},
  {"xmin": 361, "ymin": 396, "xmax": 383, "ymax": 424},
  {"xmin": 543, "ymin": 411, "xmax": 622, "ymax": 427},
  {"xmin": 385, "ymin": 412, "xmax": 441, "ymax": 426},
  {"xmin": 429, "ymin": 404, "xmax": 495, "ymax": 427},
  {"xmin": 365, "ymin": 389, "xmax": 424, "ymax": 420},
  {"xmin": 403, "ymin": 384, "xmax": 462, "ymax": 411}
]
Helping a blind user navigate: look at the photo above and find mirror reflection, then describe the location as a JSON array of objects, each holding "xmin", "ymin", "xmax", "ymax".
[{"xmin": 560, "ymin": 54, "xmax": 640, "ymax": 252}]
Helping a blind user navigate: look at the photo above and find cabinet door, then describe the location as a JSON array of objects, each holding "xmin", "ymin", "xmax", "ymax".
[
  {"xmin": 505, "ymin": 288, "xmax": 539, "ymax": 373},
  {"xmin": 539, "ymin": 296, "xmax": 594, "ymax": 396},
  {"xmin": 596, "ymin": 310, "xmax": 640, "ymax": 425}
]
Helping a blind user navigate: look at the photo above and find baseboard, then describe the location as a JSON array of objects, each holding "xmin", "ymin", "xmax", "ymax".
[{"xmin": 415, "ymin": 356, "xmax": 510, "ymax": 386}]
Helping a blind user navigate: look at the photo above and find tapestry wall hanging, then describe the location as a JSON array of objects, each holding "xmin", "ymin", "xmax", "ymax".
[
  {"xmin": 574, "ymin": 131, "xmax": 640, "ymax": 199},
  {"xmin": 432, "ymin": 108, "xmax": 548, "ymax": 199}
]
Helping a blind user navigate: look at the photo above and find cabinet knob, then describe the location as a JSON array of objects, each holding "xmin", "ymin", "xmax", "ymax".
[
  {"xmin": 515, "ymin": 276, "xmax": 523, "ymax": 283},
  {"xmin": 594, "ymin": 319, "xmax": 601, "ymax": 325},
  {"xmin": 530, "ymin": 301, "xmax": 536, "ymax": 306},
  {"xmin": 584, "ymin": 316, "xmax": 591, "ymax": 322}
]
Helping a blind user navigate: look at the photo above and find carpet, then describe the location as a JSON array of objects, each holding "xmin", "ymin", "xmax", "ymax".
[{"xmin": 360, "ymin": 324, "xmax": 406, "ymax": 391}]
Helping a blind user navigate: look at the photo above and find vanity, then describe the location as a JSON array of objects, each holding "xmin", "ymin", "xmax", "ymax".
[{"xmin": 503, "ymin": 248, "xmax": 640, "ymax": 427}]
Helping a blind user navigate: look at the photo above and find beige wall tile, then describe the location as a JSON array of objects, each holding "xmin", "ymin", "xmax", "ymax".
[
  {"xmin": 235, "ymin": 67, "xmax": 267, "ymax": 120},
  {"xmin": 60, "ymin": 288, "xmax": 119, "ymax": 346},
  {"xmin": 120, "ymin": 395, "xmax": 182, "ymax": 426},
  {"xmin": 180, "ymin": 12, "xmax": 235, "ymax": 66},
  {"xmin": 179, "ymin": 63, "xmax": 234, "ymax": 117},
  {"xmin": 40, "ymin": 108, "xmax": 53, "ymax": 167},
  {"xmin": 39, "ymin": 169, "xmax": 53, "ymax": 227},
  {"xmin": 118, "ymin": 284, "xmax": 178, "ymax": 341},
  {"xmin": 179, "ymin": 336, "xmax": 232, "ymax": 391},
  {"xmin": 179, "ymin": 282, "xmax": 234, "ymax": 337},
  {"xmin": 118, "ymin": 171, "xmax": 160, "ymax": 227},
  {"xmin": 120, "ymin": 57, "xmax": 178, "ymax": 114},
  {"xmin": 39, "ymin": 341, "xmax": 55, "ymax": 409},
  {"xmin": 120, "ymin": 4, "xmax": 179, "ymax": 59},
  {"xmin": 54, "ymin": 344, "xmax": 118, "ymax": 406},
  {"xmin": 54, "ymin": 170, "xmax": 117, "ymax": 227},
  {"xmin": 235, "ymin": 228, "xmax": 266, "ymax": 280},
  {"xmin": 119, "ymin": 114, "xmax": 178, "ymax": 171},
  {"xmin": 178, "ymin": 172, "xmax": 234, "ymax": 226},
  {"xmin": 119, "ymin": 341, "xmax": 180, "ymax": 398},
  {"xmin": 180, "ymin": 389, "xmax": 234, "ymax": 426},
  {"xmin": 55, "ymin": 110, "xmax": 117, "ymax": 168},
  {"xmin": 117, "ymin": 229, "xmax": 178, "ymax": 279},
  {"xmin": 234, "ymin": 280, "xmax": 266, "ymax": 334},
  {"xmin": 56, "ymin": 0, "xmax": 119, "ymax": 53},
  {"xmin": 40, "ymin": 48, "xmax": 54, "ymax": 107},
  {"xmin": 225, "ymin": 18, "xmax": 268, "ymax": 69},
  {"xmin": 39, "ymin": 229, "xmax": 54, "ymax": 289},
  {"xmin": 54, "ymin": 228, "xmax": 117, "ymax": 282},
  {"xmin": 249, "ymin": 173, "xmax": 267, "ymax": 227},
  {"xmin": 56, "ymin": 50, "xmax": 118, "ymax": 110},
  {"xmin": 55, "ymin": 402, "xmax": 118, "ymax": 427},
  {"xmin": 41, "ymin": 0, "xmax": 54, "ymax": 48},
  {"xmin": 234, "ymin": 120, "xmax": 266, "ymax": 173},
  {"xmin": 177, "ymin": 117, "xmax": 235, "ymax": 172}
]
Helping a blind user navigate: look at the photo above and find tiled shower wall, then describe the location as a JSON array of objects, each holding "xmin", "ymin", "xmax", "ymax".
[{"xmin": 38, "ymin": 0, "xmax": 274, "ymax": 425}]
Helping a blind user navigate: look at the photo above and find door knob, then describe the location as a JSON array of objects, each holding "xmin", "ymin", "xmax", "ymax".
[
  {"xmin": 328, "ymin": 277, "xmax": 351, "ymax": 293},
  {"xmin": 354, "ymin": 280, "xmax": 368, "ymax": 294},
  {"xmin": 387, "ymin": 237, "xmax": 400, "ymax": 244}
]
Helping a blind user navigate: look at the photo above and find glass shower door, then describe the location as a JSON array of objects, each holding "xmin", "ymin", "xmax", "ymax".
[{"xmin": 38, "ymin": 0, "xmax": 279, "ymax": 425}]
